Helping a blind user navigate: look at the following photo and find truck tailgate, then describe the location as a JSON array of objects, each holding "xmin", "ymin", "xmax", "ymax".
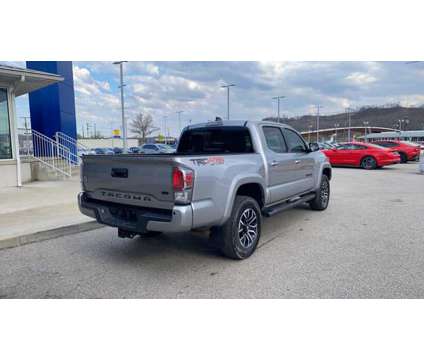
[{"xmin": 82, "ymin": 155, "xmax": 176, "ymax": 210}]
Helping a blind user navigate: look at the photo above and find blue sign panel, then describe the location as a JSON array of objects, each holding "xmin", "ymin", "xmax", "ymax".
[{"xmin": 26, "ymin": 61, "xmax": 77, "ymax": 141}]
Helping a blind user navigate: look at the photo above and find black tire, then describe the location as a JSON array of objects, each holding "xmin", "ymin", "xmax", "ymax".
[
  {"xmin": 360, "ymin": 156, "xmax": 377, "ymax": 170},
  {"xmin": 399, "ymin": 152, "xmax": 408, "ymax": 163},
  {"xmin": 210, "ymin": 195, "xmax": 261, "ymax": 260},
  {"xmin": 309, "ymin": 174, "xmax": 330, "ymax": 211}
]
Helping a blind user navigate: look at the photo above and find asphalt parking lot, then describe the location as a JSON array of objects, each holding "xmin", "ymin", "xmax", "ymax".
[{"xmin": 0, "ymin": 162, "xmax": 423, "ymax": 298}]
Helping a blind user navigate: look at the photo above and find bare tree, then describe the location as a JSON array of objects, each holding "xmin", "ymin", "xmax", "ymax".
[{"xmin": 130, "ymin": 112, "xmax": 159, "ymax": 145}]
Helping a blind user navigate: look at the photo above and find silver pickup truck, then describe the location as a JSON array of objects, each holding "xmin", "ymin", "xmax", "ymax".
[{"xmin": 78, "ymin": 120, "xmax": 332, "ymax": 259}]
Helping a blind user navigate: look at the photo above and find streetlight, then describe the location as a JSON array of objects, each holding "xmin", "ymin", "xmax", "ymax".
[
  {"xmin": 176, "ymin": 110, "xmax": 184, "ymax": 134},
  {"xmin": 272, "ymin": 96, "xmax": 286, "ymax": 123},
  {"xmin": 221, "ymin": 83, "xmax": 235, "ymax": 120},
  {"xmin": 113, "ymin": 61, "xmax": 128, "ymax": 153}
]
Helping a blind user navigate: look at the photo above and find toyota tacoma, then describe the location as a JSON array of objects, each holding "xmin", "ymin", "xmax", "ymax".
[{"xmin": 78, "ymin": 120, "xmax": 332, "ymax": 259}]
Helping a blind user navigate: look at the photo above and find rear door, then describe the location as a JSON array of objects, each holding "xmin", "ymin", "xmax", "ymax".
[
  {"xmin": 281, "ymin": 128, "xmax": 315, "ymax": 193},
  {"xmin": 262, "ymin": 126, "xmax": 296, "ymax": 203},
  {"xmin": 262, "ymin": 125, "xmax": 314, "ymax": 203},
  {"xmin": 349, "ymin": 144, "xmax": 368, "ymax": 165}
]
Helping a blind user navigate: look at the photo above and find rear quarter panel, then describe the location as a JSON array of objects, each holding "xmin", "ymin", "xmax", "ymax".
[{"xmin": 177, "ymin": 154, "xmax": 266, "ymax": 227}]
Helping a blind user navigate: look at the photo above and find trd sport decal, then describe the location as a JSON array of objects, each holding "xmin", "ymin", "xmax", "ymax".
[{"xmin": 190, "ymin": 156, "xmax": 225, "ymax": 166}]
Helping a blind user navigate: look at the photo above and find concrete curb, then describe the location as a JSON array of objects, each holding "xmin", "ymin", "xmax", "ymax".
[{"xmin": 0, "ymin": 221, "xmax": 104, "ymax": 251}]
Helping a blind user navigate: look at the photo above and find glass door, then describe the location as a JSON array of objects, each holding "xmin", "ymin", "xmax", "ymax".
[{"xmin": 0, "ymin": 88, "xmax": 12, "ymax": 159}]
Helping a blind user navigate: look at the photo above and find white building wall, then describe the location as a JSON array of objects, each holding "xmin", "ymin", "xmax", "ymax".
[{"xmin": 0, "ymin": 161, "xmax": 32, "ymax": 187}]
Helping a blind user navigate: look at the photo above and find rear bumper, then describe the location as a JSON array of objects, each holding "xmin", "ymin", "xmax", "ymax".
[
  {"xmin": 408, "ymin": 152, "xmax": 420, "ymax": 161},
  {"xmin": 378, "ymin": 157, "xmax": 400, "ymax": 166},
  {"xmin": 78, "ymin": 192, "xmax": 193, "ymax": 233}
]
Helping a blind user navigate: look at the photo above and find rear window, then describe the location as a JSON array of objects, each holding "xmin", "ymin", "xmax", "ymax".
[{"xmin": 177, "ymin": 126, "xmax": 254, "ymax": 154}]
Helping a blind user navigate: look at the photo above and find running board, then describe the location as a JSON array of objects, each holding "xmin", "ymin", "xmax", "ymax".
[{"xmin": 262, "ymin": 193, "xmax": 316, "ymax": 217}]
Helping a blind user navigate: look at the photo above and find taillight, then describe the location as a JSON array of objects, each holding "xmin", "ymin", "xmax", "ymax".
[
  {"xmin": 172, "ymin": 168, "xmax": 185, "ymax": 191},
  {"xmin": 172, "ymin": 167, "xmax": 194, "ymax": 204}
]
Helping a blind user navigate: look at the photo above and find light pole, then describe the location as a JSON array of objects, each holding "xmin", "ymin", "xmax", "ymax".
[
  {"xmin": 316, "ymin": 105, "xmax": 323, "ymax": 142},
  {"xmin": 272, "ymin": 96, "xmax": 285, "ymax": 123},
  {"xmin": 176, "ymin": 110, "xmax": 184, "ymax": 134},
  {"xmin": 221, "ymin": 84, "xmax": 235, "ymax": 120},
  {"xmin": 113, "ymin": 61, "xmax": 128, "ymax": 153}
]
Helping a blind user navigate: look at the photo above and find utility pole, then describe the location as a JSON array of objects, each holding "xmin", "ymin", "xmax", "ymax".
[
  {"xmin": 86, "ymin": 122, "xmax": 90, "ymax": 138},
  {"xmin": 272, "ymin": 96, "xmax": 285, "ymax": 123},
  {"xmin": 176, "ymin": 111, "xmax": 184, "ymax": 134},
  {"xmin": 221, "ymin": 84, "xmax": 235, "ymax": 120},
  {"xmin": 113, "ymin": 61, "xmax": 128, "ymax": 153},
  {"xmin": 316, "ymin": 105, "xmax": 323, "ymax": 142}
]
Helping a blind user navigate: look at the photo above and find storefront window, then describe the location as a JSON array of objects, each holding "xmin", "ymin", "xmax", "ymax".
[{"xmin": 0, "ymin": 89, "xmax": 12, "ymax": 159}]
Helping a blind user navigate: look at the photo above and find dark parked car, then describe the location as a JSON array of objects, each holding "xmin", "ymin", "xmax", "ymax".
[{"xmin": 93, "ymin": 148, "xmax": 114, "ymax": 155}]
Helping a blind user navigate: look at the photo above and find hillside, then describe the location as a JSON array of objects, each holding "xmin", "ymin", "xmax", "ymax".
[{"xmin": 263, "ymin": 105, "xmax": 424, "ymax": 132}]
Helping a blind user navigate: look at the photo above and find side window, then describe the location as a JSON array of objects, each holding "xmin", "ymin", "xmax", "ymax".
[
  {"xmin": 263, "ymin": 126, "xmax": 287, "ymax": 153},
  {"xmin": 337, "ymin": 144, "xmax": 351, "ymax": 150},
  {"xmin": 351, "ymin": 144, "xmax": 367, "ymax": 150},
  {"xmin": 282, "ymin": 128, "xmax": 307, "ymax": 153}
]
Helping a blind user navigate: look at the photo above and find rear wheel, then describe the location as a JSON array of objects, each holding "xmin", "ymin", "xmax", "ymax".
[
  {"xmin": 309, "ymin": 174, "xmax": 330, "ymax": 210},
  {"xmin": 210, "ymin": 195, "xmax": 261, "ymax": 260},
  {"xmin": 361, "ymin": 156, "xmax": 377, "ymax": 169},
  {"xmin": 399, "ymin": 152, "xmax": 408, "ymax": 163}
]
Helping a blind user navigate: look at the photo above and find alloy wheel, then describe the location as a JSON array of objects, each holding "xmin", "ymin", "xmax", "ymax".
[{"xmin": 238, "ymin": 208, "xmax": 258, "ymax": 249}]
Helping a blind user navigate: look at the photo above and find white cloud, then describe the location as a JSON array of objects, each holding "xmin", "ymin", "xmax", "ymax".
[
  {"xmin": 69, "ymin": 61, "xmax": 424, "ymax": 137},
  {"xmin": 345, "ymin": 72, "xmax": 377, "ymax": 85},
  {"xmin": 73, "ymin": 65, "xmax": 112, "ymax": 96}
]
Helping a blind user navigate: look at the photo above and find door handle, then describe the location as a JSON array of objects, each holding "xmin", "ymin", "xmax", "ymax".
[
  {"xmin": 294, "ymin": 160, "xmax": 301, "ymax": 164},
  {"xmin": 270, "ymin": 160, "xmax": 280, "ymax": 167}
]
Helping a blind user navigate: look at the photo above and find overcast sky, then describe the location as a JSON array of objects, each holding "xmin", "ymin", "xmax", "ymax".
[{"xmin": 8, "ymin": 61, "xmax": 424, "ymax": 137}]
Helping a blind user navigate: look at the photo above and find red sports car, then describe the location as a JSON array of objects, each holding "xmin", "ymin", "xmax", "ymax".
[
  {"xmin": 321, "ymin": 142, "xmax": 401, "ymax": 169},
  {"xmin": 371, "ymin": 140, "xmax": 421, "ymax": 163}
]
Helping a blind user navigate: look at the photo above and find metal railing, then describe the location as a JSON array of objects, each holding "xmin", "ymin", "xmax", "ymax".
[
  {"xmin": 18, "ymin": 128, "xmax": 72, "ymax": 177},
  {"xmin": 54, "ymin": 131, "xmax": 89, "ymax": 165}
]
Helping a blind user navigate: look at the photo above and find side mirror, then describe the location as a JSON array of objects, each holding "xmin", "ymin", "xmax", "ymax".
[{"xmin": 309, "ymin": 142, "xmax": 320, "ymax": 152}]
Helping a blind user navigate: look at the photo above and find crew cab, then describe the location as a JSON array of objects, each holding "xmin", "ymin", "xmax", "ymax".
[
  {"xmin": 78, "ymin": 120, "xmax": 332, "ymax": 259},
  {"xmin": 371, "ymin": 140, "xmax": 421, "ymax": 163},
  {"xmin": 321, "ymin": 141, "xmax": 400, "ymax": 169}
]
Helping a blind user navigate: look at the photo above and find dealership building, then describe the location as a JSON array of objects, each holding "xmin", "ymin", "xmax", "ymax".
[{"xmin": 0, "ymin": 64, "xmax": 65, "ymax": 187}]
